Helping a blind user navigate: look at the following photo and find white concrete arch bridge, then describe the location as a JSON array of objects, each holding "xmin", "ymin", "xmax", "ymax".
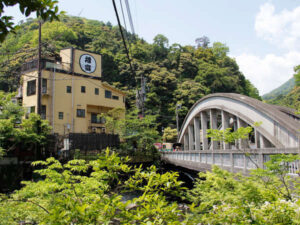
[{"xmin": 162, "ymin": 93, "xmax": 300, "ymax": 175}]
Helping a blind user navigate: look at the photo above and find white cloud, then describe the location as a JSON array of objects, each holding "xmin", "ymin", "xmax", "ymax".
[
  {"xmin": 235, "ymin": 51, "xmax": 300, "ymax": 95},
  {"xmin": 255, "ymin": 3, "xmax": 300, "ymax": 50},
  {"xmin": 233, "ymin": 3, "xmax": 300, "ymax": 95}
]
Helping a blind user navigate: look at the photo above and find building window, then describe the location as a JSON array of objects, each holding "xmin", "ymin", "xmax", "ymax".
[
  {"xmin": 112, "ymin": 95, "xmax": 119, "ymax": 100},
  {"xmin": 81, "ymin": 86, "xmax": 86, "ymax": 93},
  {"xmin": 95, "ymin": 88, "xmax": 99, "ymax": 95},
  {"xmin": 41, "ymin": 105, "xmax": 46, "ymax": 119},
  {"xmin": 91, "ymin": 113, "xmax": 106, "ymax": 123},
  {"xmin": 42, "ymin": 79, "xmax": 47, "ymax": 94},
  {"xmin": 27, "ymin": 80, "xmax": 36, "ymax": 96},
  {"xmin": 66, "ymin": 86, "xmax": 72, "ymax": 93},
  {"xmin": 91, "ymin": 113, "xmax": 101, "ymax": 123},
  {"xmin": 105, "ymin": 90, "xmax": 112, "ymax": 98},
  {"xmin": 77, "ymin": 109, "xmax": 85, "ymax": 118},
  {"xmin": 25, "ymin": 106, "xmax": 35, "ymax": 118},
  {"xmin": 58, "ymin": 112, "xmax": 64, "ymax": 120},
  {"xmin": 30, "ymin": 106, "xmax": 35, "ymax": 113}
]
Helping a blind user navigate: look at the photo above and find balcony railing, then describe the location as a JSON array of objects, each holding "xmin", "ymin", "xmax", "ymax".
[{"xmin": 161, "ymin": 148, "xmax": 300, "ymax": 175}]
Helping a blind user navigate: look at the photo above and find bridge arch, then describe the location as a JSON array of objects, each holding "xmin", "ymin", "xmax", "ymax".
[{"xmin": 178, "ymin": 93, "xmax": 300, "ymax": 150}]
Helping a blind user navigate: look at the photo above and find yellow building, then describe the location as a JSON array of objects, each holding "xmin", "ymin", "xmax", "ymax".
[{"xmin": 21, "ymin": 48, "xmax": 126, "ymax": 135}]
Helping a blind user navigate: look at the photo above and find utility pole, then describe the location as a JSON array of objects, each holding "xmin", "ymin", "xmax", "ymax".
[
  {"xmin": 176, "ymin": 104, "xmax": 182, "ymax": 139},
  {"xmin": 37, "ymin": 20, "xmax": 42, "ymax": 115},
  {"xmin": 36, "ymin": 20, "xmax": 42, "ymax": 160}
]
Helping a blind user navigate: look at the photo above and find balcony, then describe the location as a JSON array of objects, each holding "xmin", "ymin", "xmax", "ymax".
[{"xmin": 21, "ymin": 59, "xmax": 63, "ymax": 73}]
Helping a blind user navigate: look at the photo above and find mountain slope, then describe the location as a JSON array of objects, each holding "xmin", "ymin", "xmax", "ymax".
[
  {"xmin": 0, "ymin": 15, "xmax": 260, "ymax": 129},
  {"xmin": 262, "ymin": 77, "xmax": 295, "ymax": 101}
]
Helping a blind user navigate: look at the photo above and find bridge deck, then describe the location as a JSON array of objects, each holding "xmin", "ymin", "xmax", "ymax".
[{"xmin": 161, "ymin": 148, "xmax": 300, "ymax": 175}]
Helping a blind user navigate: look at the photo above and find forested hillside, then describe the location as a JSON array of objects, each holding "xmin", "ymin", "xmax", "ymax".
[
  {"xmin": 262, "ymin": 77, "xmax": 295, "ymax": 101},
  {"xmin": 264, "ymin": 67, "xmax": 300, "ymax": 110},
  {"xmin": 0, "ymin": 15, "xmax": 260, "ymax": 130}
]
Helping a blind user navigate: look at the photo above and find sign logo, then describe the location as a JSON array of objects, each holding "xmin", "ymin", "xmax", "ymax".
[{"xmin": 79, "ymin": 54, "xmax": 96, "ymax": 73}]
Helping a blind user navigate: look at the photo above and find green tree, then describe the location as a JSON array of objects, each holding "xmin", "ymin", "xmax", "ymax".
[
  {"xmin": 146, "ymin": 66, "xmax": 177, "ymax": 129},
  {"xmin": 162, "ymin": 127, "xmax": 177, "ymax": 142},
  {"xmin": 152, "ymin": 34, "xmax": 169, "ymax": 60},
  {"xmin": 188, "ymin": 124, "xmax": 300, "ymax": 224},
  {"xmin": 177, "ymin": 52, "xmax": 199, "ymax": 79},
  {"xmin": 186, "ymin": 161, "xmax": 300, "ymax": 224},
  {"xmin": 212, "ymin": 42, "xmax": 229, "ymax": 59},
  {"xmin": 0, "ymin": 0, "xmax": 61, "ymax": 41},
  {"xmin": 123, "ymin": 110, "xmax": 160, "ymax": 153},
  {"xmin": 0, "ymin": 16, "xmax": 261, "ymax": 130},
  {"xmin": 32, "ymin": 20, "xmax": 78, "ymax": 49},
  {"xmin": 100, "ymin": 107, "xmax": 125, "ymax": 136},
  {"xmin": 175, "ymin": 79, "xmax": 208, "ymax": 117},
  {"xmin": 0, "ymin": 91, "xmax": 51, "ymax": 157},
  {"xmin": 0, "ymin": 149, "xmax": 186, "ymax": 224},
  {"xmin": 294, "ymin": 65, "xmax": 300, "ymax": 87}
]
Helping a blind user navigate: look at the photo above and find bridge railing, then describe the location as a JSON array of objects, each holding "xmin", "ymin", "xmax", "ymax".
[{"xmin": 161, "ymin": 148, "xmax": 300, "ymax": 175}]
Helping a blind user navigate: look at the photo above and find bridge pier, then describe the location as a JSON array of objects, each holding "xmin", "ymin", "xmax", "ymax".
[
  {"xmin": 188, "ymin": 125, "xmax": 194, "ymax": 150},
  {"xmin": 178, "ymin": 93, "xmax": 300, "ymax": 152},
  {"xmin": 221, "ymin": 110, "xmax": 230, "ymax": 149},
  {"xmin": 184, "ymin": 133, "xmax": 189, "ymax": 150},
  {"xmin": 194, "ymin": 117, "xmax": 201, "ymax": 150},
  {"xmin": 200, "ymin": 111, "xmax": 208, "ymax": 150},
  {"xmin": 210, "ymin": 109, "xmax": 218, "ymax": 149},
  {"xmin": 237, "ymin": 117, "xmax": 249, "ymax": 149}
]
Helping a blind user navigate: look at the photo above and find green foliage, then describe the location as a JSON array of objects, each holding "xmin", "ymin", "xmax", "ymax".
[
  {"xmin": 294, "ymin": 65, "xmax": 300, "ymax": 87},
  {"xmin": 32, "ymin": 20, "xmax": 78, "ymax": 49},
  {"xmin": 125, "ymin": 165, "xmax": 185, "ymax": 197},
  {"xmin": 188, "ymin": 124, "xmax": 300, "ymax": 224},
  {"xmin": 0, "ymin": 91, "xmax": 23, "ymax": 121},
  {"xmin": 0, "ymin": 91, "xmax": 51, "ymax": 157},
  {"xmin": 264, "ymin": 65, "xmax": 300, "ymax": 110},
  {"xmin": 152, "ymin": 34, "xmax": 169, "ymax": 60},
  {"xmin": 187, "ymin": 155, "xmax": 300, "ymax": 224},
  {"xmin": 122, "ymin": 109, "xmax": 160, "ymax": 153},
  {"xmin": 0, "ymin": 149, "xmax": 185, "ymax": 224},
  {"xmin": 163, "ymin": 127, "xmax": 177, "ymax": 142},
  {"xmin": 262, "ymin": 77, "xmax": 295, "ymax": 101},
  {"xmin": 100, "ymin": 107, "xmax": 125, "ymax": 136},
  {"xmin": 0, "ymin": 0, "xmax": 61, "ymax": 42},
  {"xmin": 207, "ymin": 126, "xmax": 252, "ymax": 144},
  {"xmin": 1, "ymin": 147, "xmax": 300, "ymax": 224},
  {"xmin": 0, "ymin": 16, "xmax": 260, "ymax": 134},
  {"xmin": 252, "ymin": 154, "xmax": 300, "ymax": 201},
  {"xmin": 175, "ymin": 79, "xmax": 208, "ymax": 117},
  {"xmin": 212, "ymin": 42, "xmax": 229, "ymax": 59}
]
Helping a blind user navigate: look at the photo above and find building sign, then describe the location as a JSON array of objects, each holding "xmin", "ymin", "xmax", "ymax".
[{"xmin": 79, "ymin": 54, "xmax": 96, "ymax": 73}]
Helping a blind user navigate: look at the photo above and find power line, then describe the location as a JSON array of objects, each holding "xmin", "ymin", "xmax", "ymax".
[
  {"xmin": 124, "ymin": 0, "xmax": 135, "ymax": 35},
  {"xmin": 112, "ymin": 0, "xmax": 136, "ymax": 79},
  {"xmin": 119, "ymin": 0, "xmax": 128, "ymax": 34},
  {"xmin": 113, "ymin": 0, "xmax": 145, "ymax": 116}
]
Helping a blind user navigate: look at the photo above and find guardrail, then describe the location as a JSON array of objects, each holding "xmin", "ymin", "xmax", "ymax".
[{"xmin": 161, "ymin": 148, "xmax": 300, "ymax": 175}]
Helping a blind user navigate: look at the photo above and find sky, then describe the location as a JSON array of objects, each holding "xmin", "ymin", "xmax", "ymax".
[{"xmin": 4, "ymin": 0, "xmax": 300, "ymax": 95}]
